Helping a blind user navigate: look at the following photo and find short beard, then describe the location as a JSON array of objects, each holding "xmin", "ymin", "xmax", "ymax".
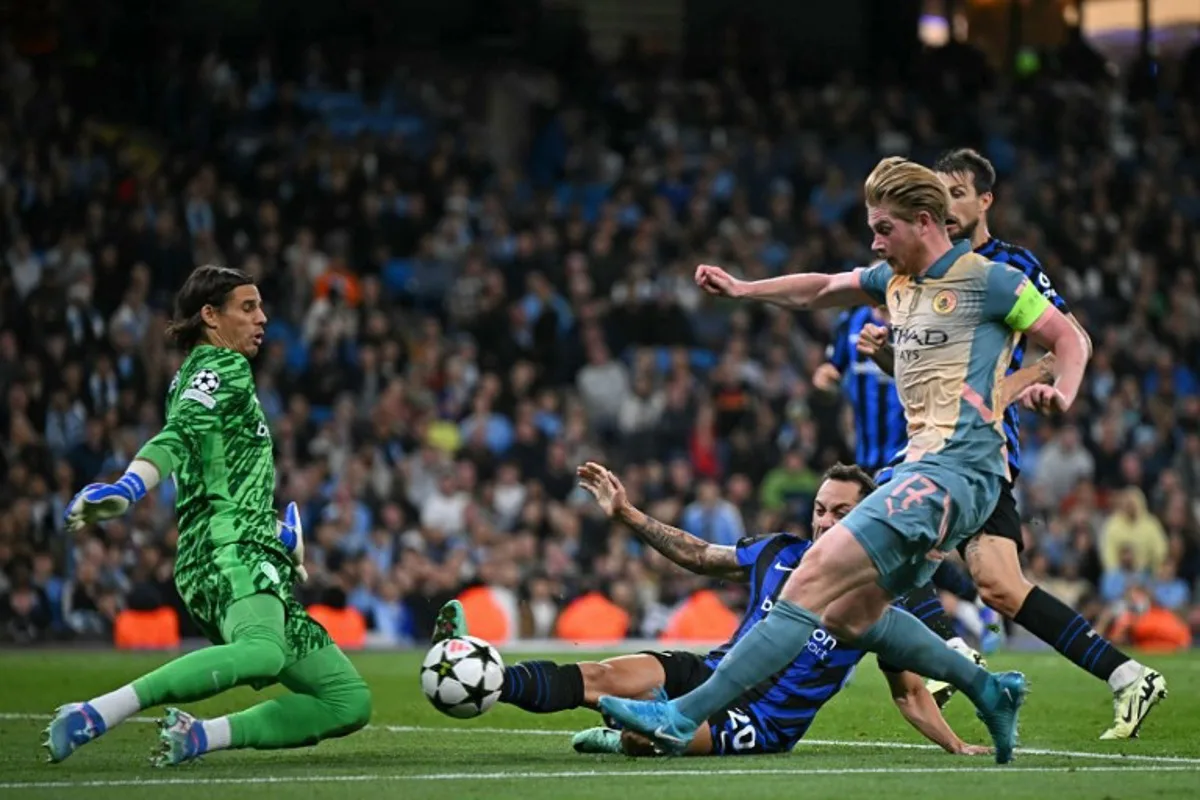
[{"xmin": 952, "ymin": 218, "xmax": 980, "ymax": 243}]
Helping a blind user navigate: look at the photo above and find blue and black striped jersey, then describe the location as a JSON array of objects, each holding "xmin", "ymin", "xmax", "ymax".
[
  {"xmin": 705, "ymin": 534, "xmax": 864, "ymax": 742},
  {"xmin": 826, "ymin": 306, "xmax": 908, "ymax": 474}
]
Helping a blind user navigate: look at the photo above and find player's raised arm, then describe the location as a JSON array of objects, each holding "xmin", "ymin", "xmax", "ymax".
[
  {"xmin": 883, "ymin": 669, "xmax": 991, "ymax": 755},
  {"xmin": 576, "ymin": 462, "xmax": 748, "ymax": 581},
  {"xmin": 694, "ymin": 263, "xmax": 884, "ymax": 311}
]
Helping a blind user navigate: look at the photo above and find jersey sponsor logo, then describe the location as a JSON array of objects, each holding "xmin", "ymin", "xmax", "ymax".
[
  {"xmin": 1035, "ymin": 270, "xmax": 1059, "ymax": 301},
  {"xmin": 257, "ymin": 420, "xmax": 271, "ymax": 438},
  {"xmin": 806, "ymin": 628, "xmax": 840, "ymax": 661},
  {"xmin": 932, "ymin": 289, "xmax": 957, "ymax": 315},
  {"xmin": 892, "ymin": 327, "xmax": 949, "ymax": 348},
  {"xmin": 754, "ymin": 621, "xmax": 840, "ymax": 659}
]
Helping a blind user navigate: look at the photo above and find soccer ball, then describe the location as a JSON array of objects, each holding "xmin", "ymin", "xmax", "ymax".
[
  {"xmin": 420, "ymin": 636, "xmax": 505, "ymax": 719},
  {"xmin": 191, "ymin": 369, "xmax": 220, "ymax": 394}
]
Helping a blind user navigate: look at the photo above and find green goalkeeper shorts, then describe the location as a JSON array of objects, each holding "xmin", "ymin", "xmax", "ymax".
[{"xmin": 175, "ymin": 542, "xmax": 332, "ymax": 674}]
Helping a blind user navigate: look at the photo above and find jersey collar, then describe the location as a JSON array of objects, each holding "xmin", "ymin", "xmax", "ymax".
[{"xmin": 918, "ymin": 239, "xmax": 971, "ymax": 282}]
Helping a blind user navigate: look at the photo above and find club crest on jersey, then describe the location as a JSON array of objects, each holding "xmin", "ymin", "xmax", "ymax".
[{"xmin": 932, "ymin": 290, "xmax": 957, "ymax": 315}]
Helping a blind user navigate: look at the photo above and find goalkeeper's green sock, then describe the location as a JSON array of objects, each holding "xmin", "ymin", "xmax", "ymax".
[
  {"xmin": 85, "ymin": 594, "xmax": 289, "ymax": 731},
  {"xmin": 199, "ymin": 644, "xmax": 372, "ymax": 752}
]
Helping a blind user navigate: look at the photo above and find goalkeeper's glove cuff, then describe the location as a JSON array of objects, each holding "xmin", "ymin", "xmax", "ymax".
[{"xmin": 114, "ymin": 472, "xmax": 148, "ymax": 505}]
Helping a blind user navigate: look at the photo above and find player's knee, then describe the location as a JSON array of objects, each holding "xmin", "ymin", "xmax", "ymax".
[
  {"xmin": 319, "ymin": 674, "xmax": 373, "ymax": 735},
  {"xmin": 337, "ymin": 678, "xmax": 373, "ymax": 733},
  {"xmin": 819, "ymin": 610, "xmax": 871, "ymax": 641},
  {"xmin": 972, "ymin": 566, "xmax": 1031, "ymax": 618},
  {"xmin": 579, "ymin": 662, "xmax": 614, "ymax": 702},
  {"xmin": 236, "ymin": 636, "xmax": 289, "ymax": 680},
  {"xmin": 975, "ymin": 580, "xmax": 1028, "ymax": 618}
]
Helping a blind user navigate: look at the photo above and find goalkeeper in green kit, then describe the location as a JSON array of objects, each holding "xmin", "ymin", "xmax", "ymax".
[{"xmin": 44, "ymin": 265, "xmax": 372, "ymax": 767}]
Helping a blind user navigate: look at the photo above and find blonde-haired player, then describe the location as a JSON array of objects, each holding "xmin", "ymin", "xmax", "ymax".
[{"xmin": 599, "ymin": 157, "xmax": 1091, "ymax": 765}]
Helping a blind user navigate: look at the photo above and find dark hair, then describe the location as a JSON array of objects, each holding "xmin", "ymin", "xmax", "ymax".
[
  {"xmin": 821, "ymin": 463, "xmax": 877, "ymax": 501},
  {"xmin": 165, "ymin": 265, "xmax": 255, "ymax": 350},
  {"xmin": 933, "ymin": 148, "xmax": 997, "ymax": 195}
]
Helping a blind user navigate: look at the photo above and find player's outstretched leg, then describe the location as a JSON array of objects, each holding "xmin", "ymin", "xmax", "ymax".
[
  {"xmin": 43, "ymin": 594, "xmax": 289, "ymax": 763},
  {"xmin": 156, "ymin": 643, "xmax": 371, "ymax": 766},
  {"xmin": 502, "ymin": 651, "xmax": 677, "ymax": 716},
  {"xmin": 602, "ymin": 556, "xmax": 1024, "ymax": 759},
  {"xmin": 429, "ymin": 599, "xmax": 587, "ymax": 714},
  {"xmin": 852, "ymin": 602, "xmax": 1026, "ymax": 763},
  {"xmin": 1009, "ymin": 587, "xmax": 1166, "ymax": 739},
  {"xmin": 966, "ymin": 534, "xmax": 1168, "ymax": 738},
  {"xmin": 1101, "ymin": 665, "xmax": 1168, "ymax": 740},
  {"xmin": 601, "ymin": 599, "xmax": 824, "ymax": 755},
  {"xmin": 573, "ymin": 687, "xmax": 668, "ymax": 754},
  {"xmin": 499, "ymin": 660, "xmax": 587, "ymax": 713},
  {"xmin": 898, "ymin": 583, "xmax": 986, "ymax": 708}
]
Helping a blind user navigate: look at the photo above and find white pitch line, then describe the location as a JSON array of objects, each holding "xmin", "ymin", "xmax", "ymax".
[
  {"xmin": 2, "ymin": 764, "xmax": 1199, "ymax": 790},
  {"xmin": 798, "ymin": 738, "xmax": 1200, "ymax": 765},
  {"xmin": 376, "ymin": 723, "xmax": 566, "ymax": 736},
  {"xmin": 5, "ymin": 712, "xmax": 1198, "ymax": 766}
]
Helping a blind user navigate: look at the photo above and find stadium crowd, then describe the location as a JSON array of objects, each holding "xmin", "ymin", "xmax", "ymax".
[{"xmin": 1, "ymin": 30, "xmax": 1200, "ymax": 650}]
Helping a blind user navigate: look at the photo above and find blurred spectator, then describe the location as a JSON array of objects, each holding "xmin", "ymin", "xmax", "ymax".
[
  {"xmin": 1034, "ymin": 426, "xmax": 1095, "ymax": 509},
  {"xmin": 1101, "ymin": 488, "xmax": 1169, "ymax": 575},
  {"xmin": 680, "ymin": 480, "xmax": 745, "ymax": 547},
  {"xmin": 1100, "ymin": 544, "xmax": 1150, "ymax": 605}
]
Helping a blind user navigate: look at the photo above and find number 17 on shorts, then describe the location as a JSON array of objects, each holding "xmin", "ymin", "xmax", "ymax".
[{"xmin": 884, "ymin": 474, "xmax": 953, "ymax": 558}]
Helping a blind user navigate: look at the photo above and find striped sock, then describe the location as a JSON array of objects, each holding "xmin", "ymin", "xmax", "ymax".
[
  {"xmin": 1014, "ymin": 587, "xmax": 1130, "ymax": 683},
  {"xmin": 499, "ymin": 661, "xmax": 584, "ymax": 713}
]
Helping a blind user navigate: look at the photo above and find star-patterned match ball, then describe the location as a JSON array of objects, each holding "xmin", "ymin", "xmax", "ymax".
[{"xmin": 420, "ymin": 635, "xmax": 505, "ymax": 719}]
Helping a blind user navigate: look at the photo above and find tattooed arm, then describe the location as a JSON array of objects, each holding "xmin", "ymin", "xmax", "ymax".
[
  {"xmin": 576, "ymin": 461, "xmax": 748, "ymax": 582},
  {"xmin": 615, "ymin": 504, "xmax": 749, "ymax": 582}
]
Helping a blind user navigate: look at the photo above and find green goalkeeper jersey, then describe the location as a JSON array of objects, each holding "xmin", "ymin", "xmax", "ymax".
[{"xmin": 152, "ymin": 344, "xmax": 282, "ymax": 573}]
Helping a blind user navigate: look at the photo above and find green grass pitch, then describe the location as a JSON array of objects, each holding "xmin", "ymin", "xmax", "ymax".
[{"xmin": 1, "ymin": 649, "xmax": 1198, "ymax": 799}]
